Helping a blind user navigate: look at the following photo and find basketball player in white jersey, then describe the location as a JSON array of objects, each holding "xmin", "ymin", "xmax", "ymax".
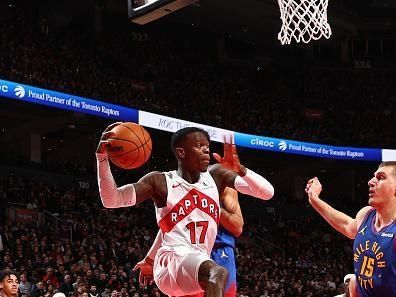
[
  {"xmin": 96, "ymin": 124, "xmax": 274, "ymax": 297},
  {"xmin": 133, "ymin": 187, "xmax": 243, "ymax": 297}
]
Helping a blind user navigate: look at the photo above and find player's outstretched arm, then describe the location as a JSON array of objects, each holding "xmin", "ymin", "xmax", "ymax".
[
  {"xmin": 96, "ymin": 123, "xmax": 165, "ymax": 208},
  {"xmin": 96, "ymin": 123, "xmax": 134, "ymax": 208},
  {"xmin": 97, "ymin": 153, "xmax": 163, "ymax": 208},
  {"xmin": 220, "ymin": 187, "xmax": 244, "ymax": 237},
  {"xmin": 305, "ymin": 177, "xmax": 371, "ymax": 239},
  {"xmin": 212, "ymin": 139, "xmax": 274, "ymax": 200}
]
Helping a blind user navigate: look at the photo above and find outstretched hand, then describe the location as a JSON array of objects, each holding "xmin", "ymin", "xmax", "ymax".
[
  {"xmin": 305, "ymin": 177, "xmax": 322, "ymax": 200},
  {"xmin": 96, "ymin": 122, "xmax": 122, "ymax": 154},
  {"xmin": 213, "ymin": 136, "xmax": 246, "ymax": 175},
  {"xmin": 132, "ymin": 258, "xmax": 154, "ymax": 286}
]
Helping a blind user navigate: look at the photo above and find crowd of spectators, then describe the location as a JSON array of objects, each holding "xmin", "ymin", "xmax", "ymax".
[
  {"xmin": 0, "ymin": 172, "xmax": 160, "ymax": 297},
  {"xmin": 1, "ymin": 1, "xmax": 396, "ymax": 150},
  {"xmin": 0, "ymin": 171, "xmax": 354, "ymax": 297}
]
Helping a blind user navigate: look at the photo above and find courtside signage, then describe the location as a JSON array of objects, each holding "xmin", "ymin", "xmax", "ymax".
[
  {"xmin": 138, "ymin": 111, "xmax": 233, "ymax": 143},
  {"xmin": 382, "ymin": 149, "xmax": 396, "ymax": 161},
  {"xmin": 0, "ymin": 79, "xmax": 138, "ymax": 122},
  {"xmin": 234, "ymin": 132, "xmax": 383, "ymax": 161},
  {"xmin": 1, "ymin": 79, "xmax": 394, "ymax": 161}
]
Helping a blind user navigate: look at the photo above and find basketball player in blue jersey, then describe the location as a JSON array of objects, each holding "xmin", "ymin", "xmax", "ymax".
[
  {"xmin": 305, "ymin": 161, "xmax": 396, "ymax": 297},
  {"xmin": 210, "ymin": 187, "xmax": 243, "ymax": 297}
]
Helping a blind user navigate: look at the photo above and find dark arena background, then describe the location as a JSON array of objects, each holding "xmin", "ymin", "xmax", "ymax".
[{"xmin": 1, "ymin": 0, "xmax": 396, "ymax": 296}]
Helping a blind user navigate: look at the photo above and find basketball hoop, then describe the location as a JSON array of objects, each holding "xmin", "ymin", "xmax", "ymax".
[{"xmin": 277, "ymin": 0, "xmax": 332, "ymax": 45}]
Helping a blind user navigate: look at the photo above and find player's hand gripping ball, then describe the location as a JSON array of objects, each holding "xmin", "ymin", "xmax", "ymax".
[{"xmin": 106, "ymin": 122, "xmax": 152, "ymax": 169}]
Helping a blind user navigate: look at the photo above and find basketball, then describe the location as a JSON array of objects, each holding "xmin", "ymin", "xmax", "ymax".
[{"xmin": 106, "ymin": 122, "xmax": 152, "ymax": 169}]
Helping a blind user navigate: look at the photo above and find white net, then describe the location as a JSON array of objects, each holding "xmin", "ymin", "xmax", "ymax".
[{"xmin": 277, "ymin": 0, "xmax": 332, "ymax": 45}]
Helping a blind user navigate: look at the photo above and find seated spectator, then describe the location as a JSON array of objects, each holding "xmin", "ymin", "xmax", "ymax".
[
  {"xmin": 334, "ymin": 274, "xmax": 355, "ymax": 297},
  {"xmin": 59, "ymin": 275, "xmax": 73, "ymax": 296},
  {"xmin": 100, "ymin": 287, "xmax": 111, "ymax": 297},
  {"xmin": 73, "ymin": 276, "xmax": 83, "ymax": 291},
  {"xmin": 18, "ymin": 273, "xmax": 32, "ymax": 296},
  {"xmin": 31, "ymin": 281, "xmax": 45, "ymax": 297},
  {"xmin": 88, "ymin": 284, "xmax": 99, "ymax": 297},
  {"xmin": 42, "ymin": 267, "xmax": 59, "ymax": 288}
]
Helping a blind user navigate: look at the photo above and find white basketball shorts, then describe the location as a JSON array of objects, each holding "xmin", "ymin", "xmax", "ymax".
[{"xmin": 153, "ymin": 247, "xmax": 212, "ymax": 296}]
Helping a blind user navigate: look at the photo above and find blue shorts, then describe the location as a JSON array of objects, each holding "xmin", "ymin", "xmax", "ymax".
[{"xmin": 211, "ymin": 246, "xmax": 236, "ymax": 297}]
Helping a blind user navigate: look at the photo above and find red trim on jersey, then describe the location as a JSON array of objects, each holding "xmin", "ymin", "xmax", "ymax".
[{"xmin": 158, "ymin": 188, "xmax": 219, "ymax": 233}]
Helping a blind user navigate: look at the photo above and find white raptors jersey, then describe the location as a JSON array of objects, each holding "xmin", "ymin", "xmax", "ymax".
[{"xmin": 156, "ymin": 170, "xmax": 220, "ymax": 255}]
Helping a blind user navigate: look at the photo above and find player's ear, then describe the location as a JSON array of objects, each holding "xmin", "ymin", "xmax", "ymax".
[{"xmin": 176, "ymin": 147, "xmax": 185, "ymax": 159}]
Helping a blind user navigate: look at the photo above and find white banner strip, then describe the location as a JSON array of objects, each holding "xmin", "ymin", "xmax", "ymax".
[
  {"xmin": 382, "ymin": 149, "xmax": 396, "ymax": 161},
  {"xmin": 138, "ymin": 111, "xmax": 234, "ymax": 143}
]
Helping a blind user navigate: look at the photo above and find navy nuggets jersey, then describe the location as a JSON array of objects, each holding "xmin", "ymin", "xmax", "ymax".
[{"xmin": 353, "ymin": 209, "xmax": 396, "ymax": 297}]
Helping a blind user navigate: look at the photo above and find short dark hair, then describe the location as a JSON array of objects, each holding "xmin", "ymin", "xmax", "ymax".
[
  {"xmin": 170, "ymin": 127, "xmax": 210, "ymax": 155},
  {"xmin": 379, "ymin": 161, "xmax": 396, "ymax": 176},
  {"xmin": 0, "ymin": 270, "xmax": 19, "ymax": 282}
]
